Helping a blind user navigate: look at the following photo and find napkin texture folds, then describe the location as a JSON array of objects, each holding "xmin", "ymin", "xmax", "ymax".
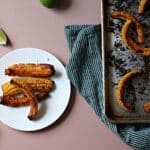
[{"xmin": 64, "ymin": 25, "xmax": 150, "ymax": 150}]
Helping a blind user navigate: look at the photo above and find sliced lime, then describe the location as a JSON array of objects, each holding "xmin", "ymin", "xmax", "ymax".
[
  {"xmin": 40, "ymin": 0, "xmax": 56, "ymax": 8},
  {"xmin": 0, "ymin": 29, "xmax": 7, "ymax": 45}
]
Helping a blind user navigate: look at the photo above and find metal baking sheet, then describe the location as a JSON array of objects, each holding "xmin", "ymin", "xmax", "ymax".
[{"xmin": 101, "ymin": 0, "xmax": 150, "ymax": 123}]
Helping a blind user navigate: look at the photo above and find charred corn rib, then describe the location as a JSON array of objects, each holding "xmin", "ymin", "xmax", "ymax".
[
  {"xmin": 22, "ymin": 77, "xmax": 54, "ymax": 91},
  {"xmin": 0, "ymin": 92, "xmax": 48, "ymax": 107},
  {"xmin": 144, "ymin": 102, "xmax": 150, "ymax": 112},
  {"xmin": 116, "ymin": 70, "xmax": 141, "ymax": 112},
  {"xmin": 5, "ymin": 63, "xmax": 55, "ymax": 77},
  {"xmin": 2, "ymin": 82, "xmax": 22, "ymax": 96},
  {"xmin": 112, "ymin": 11, "xmax": 144, "ymax": 43},
  {"xmin": 11, "ymin": 78, "xmax": 38, "ymax": 120},
  {"xmin": 2, "ymin": 78, "xmax": 54, "ymax": 95},
  {"xmin": 138, "ymin": 0, "xmax": 148, "ymax": 14}
]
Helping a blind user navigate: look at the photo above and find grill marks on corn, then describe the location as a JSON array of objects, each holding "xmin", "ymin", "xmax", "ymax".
[
  {"xmin": 1, "ymin": 63, "xmax": 55, "ymax": 120},
  {"xmin": 5, "ymin": 63, "xmax": 55, "ymax": 77}
]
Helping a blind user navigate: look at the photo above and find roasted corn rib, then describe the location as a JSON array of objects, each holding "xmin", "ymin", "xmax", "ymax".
[
  {"xmin": 112, "ymin": 11, "xmax": 144, "ymax": 43},
  {"xmin": 10, "ymin": 78, "xmax": 38, "ymax": 120},
  {"xmin": 22, "ymin": 77, "xmax": 54, "ymax": 91},
  {"xmin": 138, "ymin": 0, "xmax": 148, "ymax": 14},
  {"xmin": 121, "ymin": 20, "xmax": 150, "ymax": 56},
  {"xmin": 144, "ymin": 102, "xmax": 150, "ymax": 112},
  {"xmin": 0, "ymin": 92, "xmax": 48, "ymax": 107},
  {"xmin": 5, "ymin": 63, "xmax": 55, "ymax": 77},
  {"xmin": 116, "ymin": 70, "xmax": 141, "ymax": 112},
  {"xmin": 2, "ymin": 82, "xmax": 22, "ymax": 96},
  {"xmin": 2, "ymin": 78, "xmax": 54, "ymax": 96}
]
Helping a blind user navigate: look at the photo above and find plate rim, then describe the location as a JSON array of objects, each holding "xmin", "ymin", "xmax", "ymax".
[{"xmin": 0, "ymin": 48, "xmax": 71, "ymax": 131}]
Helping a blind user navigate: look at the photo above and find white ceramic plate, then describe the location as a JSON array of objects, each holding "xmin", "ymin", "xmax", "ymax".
[{"xmin": 0, "ymin": 48, "xmax": 71, "ymax": 131}]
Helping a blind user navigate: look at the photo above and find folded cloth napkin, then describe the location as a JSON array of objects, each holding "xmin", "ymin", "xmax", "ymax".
[{"xmin": 64, "ymin": 25, "xmax": 150, "ymax": 150}]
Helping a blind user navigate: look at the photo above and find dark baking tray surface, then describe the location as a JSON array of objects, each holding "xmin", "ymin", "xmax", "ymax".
[{"xmin": 101, "ymin": 0, "xmax": 150, "ymax": 123}]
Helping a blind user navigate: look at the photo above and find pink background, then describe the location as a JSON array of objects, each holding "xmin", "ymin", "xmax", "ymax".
[{"xmin": 0, "ymin": 0, "xmax": 136, "ymax": 150}]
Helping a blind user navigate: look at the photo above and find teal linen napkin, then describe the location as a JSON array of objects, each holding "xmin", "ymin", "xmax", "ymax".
[{"xmin": 64, "ymin": 25, "xmax": 150, "ymax": 150}]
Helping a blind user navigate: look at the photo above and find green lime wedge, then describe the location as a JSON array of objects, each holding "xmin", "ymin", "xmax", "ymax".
[
  {"xmin": 0, "ymin": 29, "xmax": 7, "ymax": 45},
  {"xmin": 40, "ymin": 0, "xmax": 56, "ymax": 8}
]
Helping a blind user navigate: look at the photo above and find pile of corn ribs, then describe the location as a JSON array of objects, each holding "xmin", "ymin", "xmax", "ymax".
[{"xmin": 0, "ymin": 63, "xmax": 55, "ymax": 120}]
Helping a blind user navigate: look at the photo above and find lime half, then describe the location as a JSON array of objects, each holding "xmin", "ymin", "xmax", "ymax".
[
  {"xmin": 40, "ymin": 0, "xmax": 56, "ymax": 8},
  {"xmin": 0, "ymin": 29, "xmax": 7, "ymax": 45}
]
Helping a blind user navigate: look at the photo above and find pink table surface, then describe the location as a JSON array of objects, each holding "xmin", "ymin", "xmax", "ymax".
[{"xmin": 0, "ymin": 0, "xmax": 137, "ymax": 150}]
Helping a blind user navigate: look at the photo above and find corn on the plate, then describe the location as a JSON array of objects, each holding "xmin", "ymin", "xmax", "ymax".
[
  {"xmin": 2, "ymin": 77, "xmax": 54, "ymax": 96},
  {"xmin": 5, "ymin": 63, "xmax": 55, "ymax": 77},
  {"xmin": 10, "ymin": 78, "xmax": 38, "ymax": 120}
]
